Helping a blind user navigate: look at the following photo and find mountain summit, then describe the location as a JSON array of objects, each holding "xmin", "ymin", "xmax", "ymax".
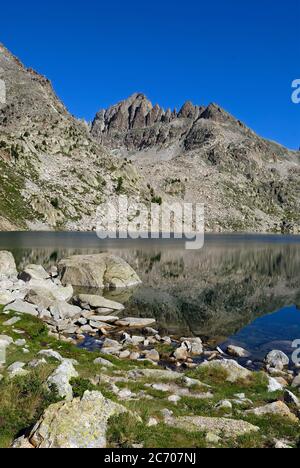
[{"xmin": 90, "ymin": 93, "xmax": 300, "ymax": 233}]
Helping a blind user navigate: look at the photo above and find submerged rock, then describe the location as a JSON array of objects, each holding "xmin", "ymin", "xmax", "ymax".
[
  {"xmin": 58, "ymin": 254, "xmax": 141, "ymax": 289},
  {"xmin": 28, "ymin": 391, "xmax": 128, "ymax": 448}
]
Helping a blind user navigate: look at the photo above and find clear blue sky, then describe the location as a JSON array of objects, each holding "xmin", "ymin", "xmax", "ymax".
[{"xmin": 1, "ymin": 0, "xmax": 299, "ymax": 149}]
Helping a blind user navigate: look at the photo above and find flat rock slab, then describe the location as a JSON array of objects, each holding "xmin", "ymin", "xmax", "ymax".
[
  {"xmin": 115, "ymin": 317, "xmax": 156, "ymax": 328},
  {"xmin": 77, "ymin": 294, "xmax": 124, "ymax": 311},
  {"xmin": 4, "ymin": 300, "xmax": 38, "ymax": 317},
  {"xmin": 165, "ymin": 416, "xmax": 259, "ymax": 437},
  {"xmin": 58, "ymin": 254, "xmax": 141, "ymax": 289},
  {"xmin": 18, "ymin": 264, "xmax": 49, "ymax": 282},
  {"xmin": 29, "ymin": 391, "xmax": 128, "ymax": 448}
]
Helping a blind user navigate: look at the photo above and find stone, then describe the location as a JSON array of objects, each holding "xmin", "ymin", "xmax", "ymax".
[
  {"xmin": 118, "ymin": 389, "xmax": 132, "ymax": 399},
  {"xmin": 18, "ymin": 264, "xmax": 49, "ymax": 282},
  {"xmin": 143, "ymin": 327, "xmax": 159, "ymax": 335},
  {"xmin": 58, "ymin": 254, "xmax": 141, "ymax": 289},
  {"xmin": 129, "ymin": 352, "xmax": 140, "ymax": 360},
  {"xmin": 173, "ymin": 345, "xmax": 188, "ymax": 361},
  {"xmin": 161, "ymin": 336, "xmax": 172, "ymax": 345},
  {"xmin": 206, "ymin": 432, "xmax": 221, "ymax": 444},
  {"xmin": 267, "ymin": 376, "xmax": 284, "ymax": 392},
  {"xmin": 76, "ymin": 294, "xmax": 124, "ymax": 311},
  {"xmin": 115, "ymin": 317, "xmax": 156, "ymax": 328},
  {"xmin": 274, "ymin": 439, "xmax": 293, "ymax": 449},
  {"xmin": 50, "ymin": 301, "xmax": 82, "ymax": 320},
  {"xmin": 87, "ymin": 315, "xmax": 119, "ymax": 323},
  {"xmin": 38, "ymin": 349, "xmax": 64, "ymax": 362},
  {"xmin": 25, "ymin": 282, "xmax": 73, "ymax": 309},
  {"xmin": 227, "ymin": 345, "xmax": 249, "ymax": 358},
  {"xmin": 12, "ymin": 436, "xmax": 35, "ymax": 449},
  {"xmin": 128, "ymin": 368, "xmax": 181, "ymax": 381},
  {"xmin": 7, "ymin": 362, "xmax": 28, "ymax": 377},
  {"xmin": 94, "ymin": 357, "xmax": 115, "ymax": 367},
  {"xmin": 190, "ymin": 341, "xmax": 203, "ymax": 356},
  {"xmin": 3, "ymin": 316, "xmax": 20, "ymax": 326},
  {"xmin": 147, "ymin": 418, "xmax": 158, "ymax": 427},
  {"xmin": 200, "ymin": 359, "xmax": 252, "ymax": 383},
  {"xmin": 292, "ymin": 374, "xmax": 300, "ymax": 388},
  {"xmin": 47, "ymin": 360, "xmax": 78, "ymax": 400},
  {"xmin": 0, "ymin": 335, "xmax": 14, "ymax": 346},
  {"xmin": 0, "ymin": 291, "xmax": 14, "ymax": 306},
  {"xmin": 102, "ymin": 338, "xmax": 122, "ymax": 349},
  {"xmin": 246, "ymin": 401, "xmax": 298, "ymax": 423},
  {"xmin": 0, "ymin": 251, "xmax": 17, "ymax": 277},
  {"xmin": 215, "ymin": 400, "xmax": 233, "ymax": 411},
  {"xmin": 119, "ymin": 350, "xmax": 131, "ymax": 359},
  {"xmin": 265, "ymin": 350, "xmax": 289, "ymax": 370},
  {"xmin": 29, "ymin": 391, "xmax": 128, "ymax": 448},
  {"xmin": 284, "ymin": 389, "xmax": 300, "ymax": 408},
  {"xmin": 4, "ymin": 299, "xmax": 38, "ymax": 316},
  {"xmin": 89, "ymin": 320, "xmax": 115, "ymax": 331},
  {"xmin": 165, "ymin": 416, "xmax": 259, "ymax": 437},
  {"xmin": 28, "ymin": 358, "xmax": 47, "ymax": 368},
  {"xmin": 144, "ymin": 349, "xmax": 160, "ymax": 362},
  {"xmin": 15, "ymin": 339, "xmax": 26, "ymax": 346},
  {"xmin": 168, "ymin": 394, "xmax": 181, "ymax": 403}
]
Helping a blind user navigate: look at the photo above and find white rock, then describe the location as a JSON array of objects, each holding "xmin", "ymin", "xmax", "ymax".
[
  {"xmin": 265, "ymin": 350, "xmax": 289, "ymax": 370},
  {"xmin": 268, "ymin": 376, "xmax": 284, "ymax": 392},
  {"xmin": 47, "ymin": 360, "xmax": 78, "ymax": 400},
  {"xmin": 4, "ymin": 300, "xmax": 38, "ymax": 316}
]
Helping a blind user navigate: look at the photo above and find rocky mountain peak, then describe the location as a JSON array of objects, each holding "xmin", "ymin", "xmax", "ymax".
[{"xmin": 91, "ymin": 94, "xmax": 243, "ymax": 151}]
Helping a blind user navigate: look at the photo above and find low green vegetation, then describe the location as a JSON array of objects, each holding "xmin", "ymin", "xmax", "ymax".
[{"xmin": 1, "ymin": 309, "xmax": 300, "ymax": 448}]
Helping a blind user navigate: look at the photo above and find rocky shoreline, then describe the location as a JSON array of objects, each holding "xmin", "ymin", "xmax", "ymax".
[{"xmin": 0, "ymin": 250, "xmax": 300, "ymax": 449}]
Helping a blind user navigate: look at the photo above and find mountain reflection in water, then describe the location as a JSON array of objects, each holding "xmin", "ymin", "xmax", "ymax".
[{"xmin": 0, "ymin": 232, "xmax": 299, "ymax": 358}]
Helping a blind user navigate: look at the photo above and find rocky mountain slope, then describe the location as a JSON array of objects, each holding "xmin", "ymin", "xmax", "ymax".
[
  {"xmin": 0, "ymin": 43, "xmax": 299, "ymax": 233},
  {"xmin": 92, "ymin": 94, "xmax": 300, "ymax": 233},
  {"xmin": 0, "ymin": 45, "xmax": 146, "ymax": 231}
]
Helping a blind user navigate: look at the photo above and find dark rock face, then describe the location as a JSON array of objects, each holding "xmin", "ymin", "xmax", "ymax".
[{"xmin": 91, "ymin": 94, "xmax": 228, "ymax": 150}]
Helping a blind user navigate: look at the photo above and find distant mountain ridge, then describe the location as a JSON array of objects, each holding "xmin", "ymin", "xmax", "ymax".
[
  {"xmin": 0, "ymin": 44, "xmax": 299, "ymax": 233},
  {"xmin": 91, "ymin": 93, "xmax": 300, "ymax": 233}
]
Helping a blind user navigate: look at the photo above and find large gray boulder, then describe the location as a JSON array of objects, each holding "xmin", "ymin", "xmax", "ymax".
[
  {"xmin": 18, "ymin": 264, "xmax": 49, "ymax": 282},
  {"xmin": 25, "ymin": 280, "xmax": 73, "ymax": 309},
  {"xmin": 28, "ymin": 391, "xmax": 128, "ymax": 448},
  {"xmin": 58, "ymin": 254, "xmax": 141, "ymax": 289},
  {"xmin": 0, "ymin": 251, "xmax": 17, "ymax": 277},
  {"xmin": 200, "ymin": 359, "xmax": 252, "ymax": 383}
]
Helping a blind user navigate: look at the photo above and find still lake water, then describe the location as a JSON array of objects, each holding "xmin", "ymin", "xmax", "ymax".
[{"xmin": 0, "ymin": 232, "xmax": 300, "ymax": 362}]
